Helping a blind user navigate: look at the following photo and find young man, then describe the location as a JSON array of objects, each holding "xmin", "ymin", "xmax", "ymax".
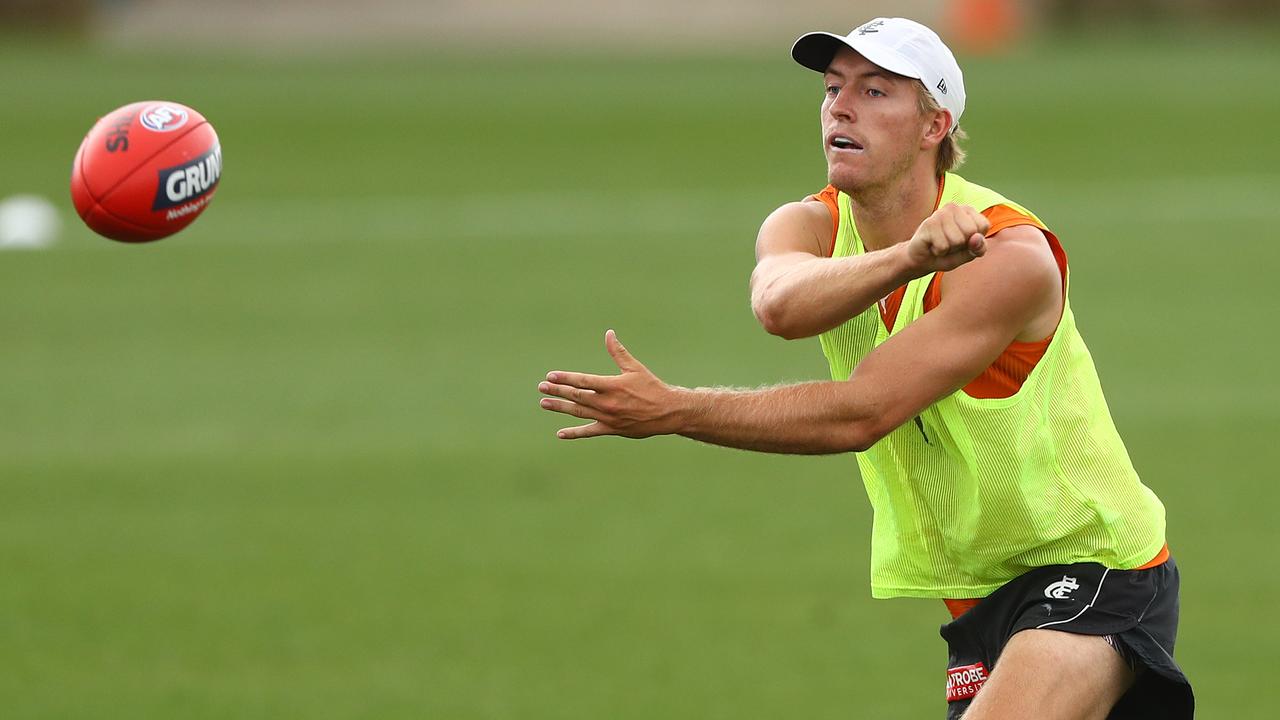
[{"xmin": 538, "ymin": 17, "xmax": 1193, "ymax": 719}]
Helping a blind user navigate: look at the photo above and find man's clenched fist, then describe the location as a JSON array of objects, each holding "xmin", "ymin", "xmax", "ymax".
[{"xmin": 905, "ymin": 203, "xmax": 991, "ymax": 274}]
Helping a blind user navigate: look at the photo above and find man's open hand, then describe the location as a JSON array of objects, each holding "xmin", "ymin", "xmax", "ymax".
[
  {"xmin": 539, "ymin": 330, "xmax": 685, "ymax": 440},
  {"xmin": 905, "ymin": 202, "xmax": 990, "ymax": 274}
]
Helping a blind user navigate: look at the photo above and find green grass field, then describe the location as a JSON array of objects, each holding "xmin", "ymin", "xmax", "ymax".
[{"xmin": 1, "ymin": 27, "xmax": 1278, "ymax": 718}]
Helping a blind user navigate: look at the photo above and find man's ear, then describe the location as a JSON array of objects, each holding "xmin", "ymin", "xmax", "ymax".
[{"xmin": 921, "ymin": 109, "xmax": 951, "ymax": 150}]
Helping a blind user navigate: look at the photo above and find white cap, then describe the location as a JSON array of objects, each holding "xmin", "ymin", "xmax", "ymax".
[{"xmin": 791, "ymin": 17, "xmax": 966, "ymax": 132}]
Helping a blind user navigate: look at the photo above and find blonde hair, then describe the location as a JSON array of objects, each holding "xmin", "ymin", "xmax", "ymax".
[{"xmin": 916, "ymin": 82, "xmax": 967, "ymax": 176}]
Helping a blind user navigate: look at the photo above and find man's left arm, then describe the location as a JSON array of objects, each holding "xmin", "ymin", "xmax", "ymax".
[{"xmin": 539, "ymin": 226, "xmax": 1060, "ymax": 454}]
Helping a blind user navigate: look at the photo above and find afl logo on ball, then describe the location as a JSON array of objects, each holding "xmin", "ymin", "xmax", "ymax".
[{"xmin": 139, "ymin": 104, "xmax": 190, "ymax": 132}]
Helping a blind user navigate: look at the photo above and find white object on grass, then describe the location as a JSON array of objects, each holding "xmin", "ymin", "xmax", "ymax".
[{"xmin": 0, "ymin": 194, "xmax": 61, "ymax": 249}]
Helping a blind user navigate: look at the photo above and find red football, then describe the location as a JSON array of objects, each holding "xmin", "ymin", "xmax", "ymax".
[{"xmin": 70, "ymin": 100, "xmax": 221, "ymax": 243}]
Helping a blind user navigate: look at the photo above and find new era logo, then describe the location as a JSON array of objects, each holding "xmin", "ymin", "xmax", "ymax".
[
  {"xmin": 856, "ymin": 20, "xmax": 885, "ymax": 35},
  {"xmin": 936, "ymin": 78, "xmax": 948, "ymax": 95}
]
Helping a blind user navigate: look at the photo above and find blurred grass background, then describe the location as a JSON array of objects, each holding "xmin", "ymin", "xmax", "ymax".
[{"xmin": 1, "ymin": 12, "xmax": 1279, "ymax": 719}]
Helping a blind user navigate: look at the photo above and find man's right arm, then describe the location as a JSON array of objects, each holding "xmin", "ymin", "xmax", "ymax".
[
  {"xmin": 749, "ymin": 200, "xmax": 988, "ymax": 340},
  {"xmin": 750, "ymin": 200, "xmax": 916, "ymax": 339}
]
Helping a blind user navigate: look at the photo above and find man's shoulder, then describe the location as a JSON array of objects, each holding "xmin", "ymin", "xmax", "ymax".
[
  {"xmin": 756, "ymin": 189, "xmax": 842, "ymax": 259},
  {"xmin": 763, "ymin": 191, "xmax": 837, "ymax": 233},
  {"xmin": 763, "ymin": 196, "xmax": 833, "ymax": 224}
]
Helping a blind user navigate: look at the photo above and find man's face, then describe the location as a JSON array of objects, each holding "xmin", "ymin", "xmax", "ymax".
[{"xmin": 821, "ymin": 47, "xmax": 930, "ymax": 192}]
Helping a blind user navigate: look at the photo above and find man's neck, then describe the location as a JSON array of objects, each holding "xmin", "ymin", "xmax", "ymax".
[{"xmin": 846, "ymin": 169, "xmax": 943, "ymax": 252}]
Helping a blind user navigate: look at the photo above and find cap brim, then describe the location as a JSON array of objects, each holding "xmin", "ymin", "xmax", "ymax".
[
  {"xmin": 790, "ymin": 32, "xmax": 848, "ymax": 72},
  {"xmin": 790, "ymin": 31, "xmax": 924, "ymax": 82}
]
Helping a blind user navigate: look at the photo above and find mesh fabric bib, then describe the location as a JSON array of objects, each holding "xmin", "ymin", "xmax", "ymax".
[{"xmin": 819, "ymin": 173, "xmax": 1166, "ymax": 598}]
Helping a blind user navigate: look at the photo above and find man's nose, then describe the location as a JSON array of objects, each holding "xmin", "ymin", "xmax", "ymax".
[{"xmin": 827, "ymin": 94, "xmax": 855, "ymax": 122}]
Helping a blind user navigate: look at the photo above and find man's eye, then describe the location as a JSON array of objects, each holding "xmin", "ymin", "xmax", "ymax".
[
  {"xmin": 867, "ymin": 88, "xmax": 886, "ymax": 97},
  {"xmin": 825, "ymin": 85, "xmax": 840, "ymax": 97}
]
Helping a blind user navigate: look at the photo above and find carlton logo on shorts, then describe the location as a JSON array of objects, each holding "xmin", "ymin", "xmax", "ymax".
[
  {"xmin": 946, "ymin": 662, "xmax": 989, "ymax": 702},
  {"xmin": 139, "ymin": 104, "xmax": 190, "ymax": 132},
  {"xmin": 1043, "ymin": 575, "xmax": 1081, "ymax": 600}
]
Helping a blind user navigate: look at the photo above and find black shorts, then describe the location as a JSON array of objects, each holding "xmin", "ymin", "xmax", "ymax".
[{"xmin": 939, "ymin": 558, "xmax": 1193, "ymax": 719}]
